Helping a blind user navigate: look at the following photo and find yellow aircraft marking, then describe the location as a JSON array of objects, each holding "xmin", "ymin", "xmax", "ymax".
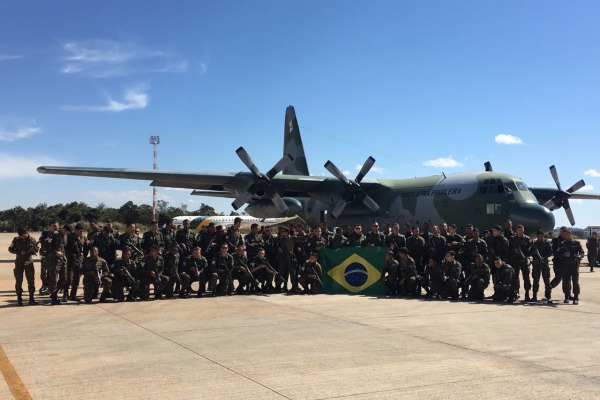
[{"xmin": 0, "ymin": 344, "xmax": 32, "ymax": 400}]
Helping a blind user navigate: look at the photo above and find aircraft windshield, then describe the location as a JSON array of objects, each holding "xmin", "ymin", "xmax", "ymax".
[{"xmin": 504, "ymin": 180, "xmax": 529, "ymax": 192}]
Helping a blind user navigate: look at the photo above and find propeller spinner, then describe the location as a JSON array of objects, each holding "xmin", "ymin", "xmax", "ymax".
[
  {"xmin": 542, "ymin": 165, "xmax": 586, "ymax": 226},
  {"xmin": 231, "ymin": 147, "xmax": 293, "ymax": 214},
  {"xmin": 324, "ymin": 156, "xmax": 380, "ymax": 219}
]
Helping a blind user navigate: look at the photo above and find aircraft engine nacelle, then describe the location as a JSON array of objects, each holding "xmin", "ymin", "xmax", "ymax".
[{"xmin": 245, "ymin": 197, "xmax": 302, "ymax": 218}]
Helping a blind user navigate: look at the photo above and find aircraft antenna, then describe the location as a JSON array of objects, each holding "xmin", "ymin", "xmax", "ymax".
[{"xmin": 149, "ymin": 135, "xmax": 160, "ymax": 221}]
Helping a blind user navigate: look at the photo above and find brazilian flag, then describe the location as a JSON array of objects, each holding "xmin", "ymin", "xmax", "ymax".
[{"xmin": 320, "ymin": 247, "xmax": 388, "ymax": 295}]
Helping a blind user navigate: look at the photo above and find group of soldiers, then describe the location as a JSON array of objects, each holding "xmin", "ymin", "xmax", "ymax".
[{"xmin": 9, "ymin": 217, "xmax": 589, "ymax": 306}]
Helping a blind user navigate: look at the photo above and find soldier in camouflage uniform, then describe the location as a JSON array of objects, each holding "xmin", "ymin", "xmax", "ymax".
[
  {"xmin": 398, "ymin": 247, "xmax": 418, "ymax": 296},
  {"xmin": 183, "ymin": 246, "xmax": 209, "ymax": 297},
  {"xmin": 65, "ymin": 223, "xmax": 85, "ymax": 302},
  {"xmin": 363, "ymin": 222, "xmax": 386, "ymax": 247},
  {"xmin": 81, "ymin": 246, "xmax": 111, "ymax": 304},
  {"xmin": 38, "ymin": 222, "xmax": 51, "ymax": 295},
  {"xmin": 93, "ymin": 226, "xmax": 118, "ymax": 269},
  {"xmin": 529, "ymin": 229, "xmax": 553, "ymax": 303},
  {"xmin": 380, "ymin": 250, "xmax": 400, "ymax": 295},
  {"xmin": 329, "ymin": 227, "xmax": 349, "ymax": 249},
  {"xmin": 141, "ymin": 221, "xmax": 165, "ymax": 255},
  {"xmin": 441, "ymin": 251, "xmax": 462, "ymax": 300},
  {"xmin": 298, "ymin": 252, "xmax": 323, "ymax": 294},
  {"xmin": 556, "ymin": 230, "xmax": 584, "ymax": 304},
  {"xmin": 406, "ymin": 227, "xmax": 426, "ymax": 270},
  {"xmin": 488, "ymin": 225, "xmax": 509, "ymax": 285},
  {"xmin": 508, "ymin": 225, "xmax": 532, "ymax": 301},
  {"xmin": 307, "ymin": 227, "xmax": 328, "ymax": 254},
  {"xmin": 45, "ymin": 220, "xmax": 65, "ymax": 305},
  {"xmin": 119, "ymin": 223, "xmax": 144, "ymax": 260},
  {"xmin": 347, "ymin": 225, "xmax": 365, "ymax": 247},
  {"xmin": 385, "ymin": 223, "xmax": 406, "ymax": 256},
  {"xmin": 464, "ymin": 228, "xmax": 488, "ymax": 267},
  {"xmin": 586, "ymin": 231, "xmax": 598, "ymax": 272},
  {"xmin": 225, "ymin": 217, "xmax": 244, "ymax": 252},
  {"xmin": 161, "ymin": 219, "xmax": 177, "ymax": 252},
  {"xmin": 210, "ymin": 244, "xmax": 234, "ymax": 296},
  {"xmin": 464, "ymin": 254, "xmax": 490, "ymax": 301},
  {"xmin": 492, "ymin": 257, "xmax": 515, "ymax": 303},
  {"xmin": 231, "ymin": 245, "xmax": 253, "ymax": 294},
  {"xmin": 110, "ymin": 247, "xmax": 140, "ymax": 302},
  {"xmin": 250, "ymin": 247, "xmax": 277, "ymax": 293},
  {"xmin": 426, "ymin": 226, "xmax": 447, "ymax": 265},
  {"xmin": 8, "ymin": 227, "xmax": 39, "ymax": 306},
  {"xmin": 163, "ymin": 245, "xmax": 187, "ymax": 298},
  {"xmin": 175, "ymin": 219, "xmax": 196, "ymax": 259},
  {"xmin": 244, "ymin": 223, "xmax": 264, "ymax": 260},
  {"xmin": 422, "ymin": 257, "xmax": 443, "ymax": 298},
  {"xmin": 140, "ymin": 245, "xmax": 168, "ymax": 300}
]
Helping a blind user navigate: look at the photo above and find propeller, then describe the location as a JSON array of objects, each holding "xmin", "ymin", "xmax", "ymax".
[
  {"xmin": 542, "ymin": 165, "xmax": 586, "ymax": 226},
  {"xmin": 324, "ymin": 156, "xmax": 380, "ymax": 219},
  {"xmin": 231, "ymin": 147, "xmax": 293, "ymax": 214}
]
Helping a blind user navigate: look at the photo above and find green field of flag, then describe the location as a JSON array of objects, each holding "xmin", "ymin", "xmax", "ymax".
[{"xmin": 320, "ymin": 247, "xmax": 389, "ymax": 295}]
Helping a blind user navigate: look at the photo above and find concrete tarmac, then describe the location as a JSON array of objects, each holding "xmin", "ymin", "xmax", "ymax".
[{"xmin": 1, "ymin": 233, "xmax": 599, "ymax": 399}]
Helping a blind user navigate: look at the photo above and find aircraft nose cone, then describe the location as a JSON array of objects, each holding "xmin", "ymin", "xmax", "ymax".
[{"xmin": 509, "ymin": 203, "xmax": 555, "ymax": 234}]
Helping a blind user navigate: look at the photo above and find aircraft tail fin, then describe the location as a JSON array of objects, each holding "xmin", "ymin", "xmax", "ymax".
[{"xmin": 282, "ymin": 105, "xmax": 310, "ymax": 176}]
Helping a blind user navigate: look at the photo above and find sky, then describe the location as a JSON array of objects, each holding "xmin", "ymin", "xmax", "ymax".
[{"xmin": 1, "ymin": 0, "xmax": 599, "ymax": 228}]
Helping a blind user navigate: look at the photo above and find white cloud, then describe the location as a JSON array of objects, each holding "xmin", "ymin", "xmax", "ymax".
[
  {"xmin": 0, "ymin": 118, "xmax": 41, "ymax": 141},
  {"xmin": 423, "ymin": 156, "xmax": 463, "ymax": 168},
  {"xmin": 62, "ymin": 86, "xmax": 149, "ymax": 112},
  {"xmin": 0, "ymin": 54, "xmax": 22, "ymax": 61},
  {"xmin": 584, "ymin": 169, "xmax": 600, "ymax": 178},
  {"xmin": 495, "ymin": 134, "xmax": 523, "ymax": 145},
  {"xmin": 0, "ymin": 153, "xmax": 62, "ymax": 178},
  {"xmin": 61, "ymin": 39, "xmax": 188, "ymax": 77},
  {"xmin": 580, "ymin": 184, "xmax": 595, "ymax": 192}
]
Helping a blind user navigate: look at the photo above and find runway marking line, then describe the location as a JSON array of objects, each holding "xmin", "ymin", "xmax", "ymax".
[{"xmin": 0, "ymin": 344, "xmax": 32, "ymax": 400}]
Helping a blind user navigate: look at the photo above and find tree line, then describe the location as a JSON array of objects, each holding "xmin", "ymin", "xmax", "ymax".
[{"xmin": 0, "ymin": 200, "xmax": 227, "ymax": 232}]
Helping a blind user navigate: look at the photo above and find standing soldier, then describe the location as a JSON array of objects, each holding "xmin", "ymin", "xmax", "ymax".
[
  {"xmin": 276, "ymin": 228, "xmax": 295, "ymax": 292},
  {"xmin": 244, "ymin": 223, "xmax": 264, "ymax": 260},
  {"xmin": 550, "ymin": 226, "xmax": 570, "ymax": 291},
  {"xmin": 119, "ymin": 223, "xmax": 143, "ymax": 260},
  {"xmin": 363, "ymin": 222, "xmax": 386, "ymax": 247},
  {"xmin": 45, "ymin": 220, "xmax": 65, "ymax": 305},
  {"xmin": 292, "ymin": 224, "xmax": 309, "ymax": 292},
  {"xmin": 8, "ymin": 227, "xmax": 39, "ymax": 306},
  {"xmin": 426, "ymin": 225, "xmax": 447, "ymax": 264},
  {"xmin": 488, "ymin": 225, "xmax": 509, "ymax": 285},
  {"xmin": 65, "ymin": 223, "xmax": 85, "ymax": 302},
  {"xmin": 161, "ymin": 218, "xmax": 177, "ymax": 251},
  {"xmin": 141, "ymin": 221, "xmax": 165, "ymax": 255},
  {"xmin": 406, "ymin": 226, "xmax": 426, "ymax": 270},
  {"xmin": 380, "ymin": 250, "xmax": 400, "ymax": 295},
  {"xmin": 163, "ymin": 245, "xmax": 186, "ymax": 298},
  {"xmin": 226, "ymin": 217, "xmax": 244, "ymax": 251},
  {"xmin": 586, "ymin": 231, "xmax": 598, "ymax": 272},
  {"xmin": 307, "ymin": 227, "xmax": 327, "ymax": 254},
  {"xmin": 38, "ymin": 221, "xmax": 51, "ymax": 295},
  {"xmin": 175, "ymin": 219, "xmax": 196, "ymax": 259},
  {"xmin": 385, "ymin": 223, "xmax": 406, "ymax": 255},
  {"xmin": 329, "ymin": 227, "xmax": 349, "ymax": 249},
  {"xmin": 445, "ymin": 224, "xmax": 465, "ymax": 264},
  {"xmin": 492, "ymin": 256, "xmax": 515, "ymax": 303},
  {"xmin": 93, "ymin": 226, "xmax": 118, "ymax": 268},
  {"xmin": 508, "ymin": 225, "xmax": 532, "ymax": 301},
  {"xmin": 556, "ymin": 230, "xmax": 584, "ymax": 304},
  {"xmin": 84, "ymin": 219, "xmax": 102, "ymax": 257},
  {"xmin": 464, "ymin": 228, "xmax": 488, "ymax": 266},
  {"xmin": 347, "ymin": 225, "xmax": 365, "ymax": 247},
  {"xmin": 529, "ymin": 229, "xmax": 553, "ymax": 303}
]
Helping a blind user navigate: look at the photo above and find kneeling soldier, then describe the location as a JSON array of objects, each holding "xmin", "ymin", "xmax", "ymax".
[{"xmin": 299, "ymin": 253, "xmax": 323, "ymax": 294}]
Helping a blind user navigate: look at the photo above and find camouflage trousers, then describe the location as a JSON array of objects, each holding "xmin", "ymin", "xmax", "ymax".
[
  {"xmin": 14, "ymin": 260, "xmax": 35, "ymax": 296},
  {"xmin": 562, "ymin": 262, "xmax": 580, "ymax": 297},
  {"xmin": 511, "ymin": 260, "xmax": 531, "ymax": 293},
  {"xmin": 46, "ymin": 255, "xmax": 65, "ymax": 294},
  {"xmin": 467, "ymin": 278, "xmax": 489, "ymax": 300},
  {"xmin": 532, "ymin": 260, "xmax": 551, "ymax": 299}
]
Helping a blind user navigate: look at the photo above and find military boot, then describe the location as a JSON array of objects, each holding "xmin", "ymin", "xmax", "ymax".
[
  {"xmin": 16, "ymin": 294, "xmax": 23, "ymax": 306},
  {"xmin": 531, "ymin": 292, "xmax": 538, "ymax": 302},
  {"xmin": 99, "ymin": 292, "xmax": 108, "ymax": 303},
  {"xmin": 50, "ymin": 293, "xmax": 61, "ymax": 305},
  {"xmin": 28, "ymin": 294, "xmax": 37, "ymax": 305},
  {"xmin": 62, "ymin": 292, "xmax": 68, "ymax": 302},
  {"xmin": 563, "ymin": 295, "xmax": 569, "ymax": 304},
  {"xmin": 573, "ymin": 296, "xmax": 579, "ymax": 305},
  {"xmin": 524, "ymin": 291, "xmax": 531, "ymax": 302}
]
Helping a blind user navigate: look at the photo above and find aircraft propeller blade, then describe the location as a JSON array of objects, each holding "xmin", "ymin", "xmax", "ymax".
[
  {"xmin": 542, "ymin": 165, "xmax": 585, "ymax": 226},
  {"xmin": 232, "ymin": 147, "xmax": 291, "ymax": 214},
  {"xmin": 355, "ymin": 157, "xmax": 375, "ymax": 183},
  {"xmin": 549, "ymin": 165, "xmax": 562, "ymax": 192},
  {"xmin": 325, "ymin": 157, "xmax": 380, "ymax": 219},
  {"xmin": 324, "ymin": 160, "xmax": 349, "ymax": 184},
  {"xmin": 236, "ymin": 147, "xmax": 261, "ymax": 178},
  {"xmin": 563, "ymin": 199, "xmax": 576, "ymax": 226}
]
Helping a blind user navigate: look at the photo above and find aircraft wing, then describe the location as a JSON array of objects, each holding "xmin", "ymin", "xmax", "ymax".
[{"xmin": 36, "ymin": 166, "xmax": 328, "ymax": 197}]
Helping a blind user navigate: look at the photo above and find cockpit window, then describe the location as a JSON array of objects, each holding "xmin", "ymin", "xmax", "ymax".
[
  {"xmin": 515, "ymin": 181, "xmax": 529, "ymax": 191},
  {"xmin": 505, "ymin": 182, "xmax": 517, "ymax": 192}
]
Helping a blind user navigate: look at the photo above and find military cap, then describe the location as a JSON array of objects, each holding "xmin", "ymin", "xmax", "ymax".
[
  {"xmin": 17, "ymin": 227, "xmax": 27, "ymax": 235},
  {"xmin": 75, "ymin": 223, "xmax": 85, "ymax": 230}
]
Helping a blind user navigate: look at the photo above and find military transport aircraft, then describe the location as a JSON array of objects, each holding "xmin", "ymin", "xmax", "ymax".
[{"xmin": 38, "ymin": 106, "xmax": 600, "ymax": 234}]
